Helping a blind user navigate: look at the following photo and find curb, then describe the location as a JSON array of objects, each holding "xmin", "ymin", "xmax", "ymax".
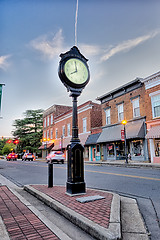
[{"xmin": 24, "ymin": 185, "xmax": 121, "ymax": 240}]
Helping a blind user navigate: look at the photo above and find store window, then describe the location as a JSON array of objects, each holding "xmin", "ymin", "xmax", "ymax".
[
  {"xmin": 132, "ymin": 97, "xmax": 140, "ymax": 118},
  {"xmin": 118, "ymin": 103, "xmax": 124, "ymax": 122},
  {"xmin": 131, "ymin": 140, "xmax": 143, "ymax": 156},
  {"xmin": 105, "ymin": 108, "xmax": 111, "ymax": 125},
  {"xmin": 106, "ymin": 143, "xmax": 115, "ymax": 156},
  {"xmin": 151, "ymin": 94, "xmax": 160, "ymax": 118},
  {"xmin": 155, "ymin": 139, "xmax": 160, "ymax": 156},
  {"xmin": 115, "ymin": 142, "xmax": 124, "ymax": 157}
]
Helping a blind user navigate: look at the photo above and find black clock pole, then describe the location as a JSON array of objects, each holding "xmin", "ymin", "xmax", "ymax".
[
  {"xmin": 66, "ymin": 90, "xmax": 86, "ymax": 195},
  {"xmin": 58, "ymin": 46, "xmax": 90, "ymax": 195}
]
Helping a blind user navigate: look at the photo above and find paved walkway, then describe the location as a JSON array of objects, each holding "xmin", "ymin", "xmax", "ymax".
[
  {"xmin": 24, "ymin": 185, "xmax": 121, "ymax": 240},
  {"xmin": 0, "ymin": 185, "xmax": 59, "ymax": 240}
]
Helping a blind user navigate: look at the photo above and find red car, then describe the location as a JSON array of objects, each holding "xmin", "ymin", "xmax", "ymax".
[{"xmin": 7, "ymin": 153, "xmax": 18, "ymax": 161}]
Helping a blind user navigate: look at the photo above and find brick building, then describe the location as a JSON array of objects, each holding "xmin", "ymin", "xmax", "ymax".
[
  {"xmin": 141, "ymin": 71, "xmax": 160, "ymax": 163},
  {"xmin": 40, "ymin": 101, "xmax": 102, "ymax": 160},
  {"xmin": 96, "ymin": 78, "xmax": 148, "ymax": 161}
]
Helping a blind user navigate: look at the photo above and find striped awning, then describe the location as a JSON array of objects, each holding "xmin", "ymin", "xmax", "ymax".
[{"xmin": 146, "ymin": 125, "xmax": 160, "ymax": 139}]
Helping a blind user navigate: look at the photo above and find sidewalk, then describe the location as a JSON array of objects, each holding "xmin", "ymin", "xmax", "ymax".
[{"xmin": 0, "ymin": 173, "xmax": 149, "ymax": 240}]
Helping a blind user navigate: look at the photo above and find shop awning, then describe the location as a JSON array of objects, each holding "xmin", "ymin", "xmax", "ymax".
[
  {"xmin": 97, "ymin": 119, "xmax": 145, "ymax": 143},
  {"xmin": 52, "ymin": 133, "xmax": 90, "ymax": 150},
  {"xmin": 85, "ymin": 133, "xmax": 101, "ymax": 145},
  {"xmin": 38, "ymin": 142, "xmax": 54, "ymax": 150},
  {"xmin": 146, "ymin": 125, "xmax": 160, "ymax": 139}
]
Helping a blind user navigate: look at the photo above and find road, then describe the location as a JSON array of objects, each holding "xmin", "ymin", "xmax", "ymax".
[{"xmin": 0, "ymin": 159, "xmax": 160, "ymax": 239}]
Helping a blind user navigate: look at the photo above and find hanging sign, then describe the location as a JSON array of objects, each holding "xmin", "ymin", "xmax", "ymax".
[{"xmin": 121, "ymin": 129, "xmax": 125, "ymax": 141}]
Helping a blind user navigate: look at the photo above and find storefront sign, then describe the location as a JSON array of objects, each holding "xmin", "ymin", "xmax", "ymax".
[{"xmin": 121, "ymin": 129, "xmax": 125, "ymax": 141}]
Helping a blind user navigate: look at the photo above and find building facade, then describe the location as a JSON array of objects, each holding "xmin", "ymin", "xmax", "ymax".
[
  {"xmin": 40, "ymin": 101, "xmax": 102, "ymax": 160},
  {"xmin": 97, "ymin": 78, "xmax": 148, "ymax": 161},
  {"xmin": 141, "ymin": 71, "xmax": 160, "ymax": 163}
]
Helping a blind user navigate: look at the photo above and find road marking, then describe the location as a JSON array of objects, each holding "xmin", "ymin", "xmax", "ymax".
[
  {"xmin": 6, "ymin": 161, "xmax": 160, "ymax": 181},
  {"xmin": 85, "ymin": 169, "xmax": 160, "ymax": 181}
]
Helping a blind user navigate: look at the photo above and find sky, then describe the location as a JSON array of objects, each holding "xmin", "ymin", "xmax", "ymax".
[{"xmin": 0, "ymin": 0, "xmax": 160, "ymax": 137}]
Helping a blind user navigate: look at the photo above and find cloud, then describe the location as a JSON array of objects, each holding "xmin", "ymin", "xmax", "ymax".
[
  {"xmin": 100, "ymin": 30, "xmax": 160, "ymax": 62},
  {"xmin": 0, "ymin": 55, "xmax": 11, "ymax": 70},
  {"xmin": 30, "ymin": 29, "xmax": 65, "ymax": 60},
  {"xmin": 79, "ymin": 43, "xmax": 102, "ymax": 57}
]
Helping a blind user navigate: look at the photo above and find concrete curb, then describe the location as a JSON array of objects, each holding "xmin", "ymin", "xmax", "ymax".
[{"xmin": 24, "ymin": 185, "xmax": 121, "ymax": 240}]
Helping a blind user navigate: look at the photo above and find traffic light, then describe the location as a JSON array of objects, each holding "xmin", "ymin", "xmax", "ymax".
[{"xmin": 13, "ymin": 139, "xmax": 19, "ymax": 145}]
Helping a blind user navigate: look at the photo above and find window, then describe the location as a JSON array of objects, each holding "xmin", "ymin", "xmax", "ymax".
[
  {"xmin": 47, "ymin": 116, "xmax": 50, "ymax": 126},
  {"xmin": 51, "ymin": 115, "xmax": 53, "ymax": 125},
  {"xmin": 62, "ymin": 125, "xmax": 65, "ymax": 137},
  {"xmin": 67, "ymin": 123, "xmax": 71, "ymax": 136},
  {"xmin": 106, "ymin": 143, "xmax": 115, "ymax": 156},
  {"xmin": 47, "ymin": 130, "xmax": 49, "ymax": 139},
  {"xmin": 44, "ymin": 118, "xmax": 46, "ymax": 128},
  {"xmin": 43, "ymin": 132, "xmax": 46, "ymax": 139},
  {"xmin": 151, "ymin": 94, "xmax": 160, "ymax": 118},
  {"xmin": 83, "ymin": 118, "xmax": 87, "ymax": 133},
  {"xmin": 132, "ymin": 98, "xmax": 140, "ymax": 118},
  {"xmin": 55, "ymin": 129, "xmax": 58, "ymax": 139},
  {"xmin": 118, "ymin": 104, "xmax": 124, "ymax": 121},
  {"xmin": 105, "ymin": 108, "xmax": 111, "ymax": 125},
  {"xmin": 50, "ymin": 130, "xmax": 53, "ymax": 139}
]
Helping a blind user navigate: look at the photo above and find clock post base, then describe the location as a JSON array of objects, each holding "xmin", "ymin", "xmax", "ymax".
[{"xmin": 66, "ymin": 181, "xmax": 86, "ymax": 195}]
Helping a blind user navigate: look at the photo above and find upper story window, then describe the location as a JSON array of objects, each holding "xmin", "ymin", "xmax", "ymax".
[
  {"xmin": 105, "ymin": 108, "xmax": 111, "ymax": 125},
  {"xmin": 51, "ymin": 115, "xmax": 53, "ymax": 125},
  {"xmin": 62, "ymin": 125, "xmax": 65, "ymax": 137},
  {"xmin": 83, "ymin": 118, "xmax": 87, "ymax": 133},
  {"xmin": 44, "ymin": 118, "xmax": 46, "ymax": 128},
  {"xmin": 55, "ymin": 128, "xmax": 58, "ymax": 139},
  {"xmin": 50, "ymin": 130, "xmax": 53, "ymax": 139},
  {"xmin": 67, "ymin": 123, "xmax": 71, "ymax": 136},
  {"xmin": 47, "ymin": 130, "xmax": 49, "ymax": 139},
  {"xmin": 151, "ymin": 93, "xmax": 160, "ymax": 118},
  {"xmin": 132, "ymin": 97, "xmax": 140, "ymax": 118},
  {"xmin": 47, "ymin": 116, "xmax": 50, "ymax": 126},
  {"xmin": 118, "ymin": 103, "xmax": 124, "ymax": 122}
]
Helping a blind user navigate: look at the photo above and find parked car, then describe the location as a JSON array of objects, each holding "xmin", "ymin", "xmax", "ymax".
[
  {"xmin": 6, "ymin": 153, "xmax": 18, "ymax": 161},
  {"xmin": 22, "ymin": 153, "xmax": 35, "ymax": 161},
  {"xmin": 0, "ymin": 155, "xmax": 5, "ymax": 160},
  {"xmin": 46, "ymin": 151, "xmax": 65, "ymax": 164}
]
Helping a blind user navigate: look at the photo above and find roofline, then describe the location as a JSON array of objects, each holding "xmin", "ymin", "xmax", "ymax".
[{"xmin": 96, "ymin": 77, "xmax": 143, "ymax": 101}]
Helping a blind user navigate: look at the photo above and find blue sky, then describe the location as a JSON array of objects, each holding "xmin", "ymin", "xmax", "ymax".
[{"xmin": 0, "ymin": 0, "xmax": 160, "ymax": 137}]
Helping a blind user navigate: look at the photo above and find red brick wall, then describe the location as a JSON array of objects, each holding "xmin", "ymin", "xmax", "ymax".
[
  {"xmin": 101, "ymin": 86, "xmax": 145, "ymax": 126},
  {"xmin": 144, "ymin": 85, "xmax": 160, "ymax": 121}
]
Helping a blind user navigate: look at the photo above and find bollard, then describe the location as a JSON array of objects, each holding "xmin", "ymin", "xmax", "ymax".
[{"xmin": 48, "ymin": 162, "xmax": 53, "ymax": 188}]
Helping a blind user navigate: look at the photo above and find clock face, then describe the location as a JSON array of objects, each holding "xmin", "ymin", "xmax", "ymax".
[{"xmin": 64, "ymin": 58, "xmax": 89, "ymax": 85}]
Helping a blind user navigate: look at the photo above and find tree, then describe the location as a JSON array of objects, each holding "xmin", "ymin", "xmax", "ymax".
[{"xmin": 12, "ymin": 109, "xmax": 43, "ymax": 155}]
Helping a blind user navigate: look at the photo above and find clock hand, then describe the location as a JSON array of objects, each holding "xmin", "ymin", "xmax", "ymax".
[{"xmin": 75, "ymin": 61, "xmax": 77, "ymax": 72}]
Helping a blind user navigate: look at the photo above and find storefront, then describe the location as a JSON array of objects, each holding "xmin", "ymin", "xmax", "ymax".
[
  {"xmin": 85, "ymin": 133, "xmax": 101, "ymax": 161},
  {"xmin": 97, "ymin": 118, "xmax": 148, "ymax": 161},
  {"xmin": 146, "ymin": 120, "xmax": 160, "ymax": 163}
]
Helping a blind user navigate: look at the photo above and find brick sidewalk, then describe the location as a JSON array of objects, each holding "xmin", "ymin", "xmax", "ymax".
[
  {"xmin": 31, "ymin": 185, "xmax": 113, "ymax": 229},
  {"xmin": 0, "ymin": 186, "xmax": 59, "ymax": 240}
]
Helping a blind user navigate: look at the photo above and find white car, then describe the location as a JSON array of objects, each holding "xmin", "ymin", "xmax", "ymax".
[{"xmin": 46, "ymin": 151, "xmax": 65, "ymax": 164}]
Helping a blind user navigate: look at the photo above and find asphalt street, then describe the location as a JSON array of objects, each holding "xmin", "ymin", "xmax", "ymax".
[{"xmin": 0, "ymin": 159, "xmax": 160, "ymax": 239}]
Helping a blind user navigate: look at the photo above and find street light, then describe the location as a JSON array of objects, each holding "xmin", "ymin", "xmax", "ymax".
[{"xmin": 121, "ymin": 120, "xmax": 128, "ymax": 164}]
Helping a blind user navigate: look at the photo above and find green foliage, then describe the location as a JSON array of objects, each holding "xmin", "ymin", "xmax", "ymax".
[
  {"xmin": 12, "ymin": 109, "xmax": 43, "ymax": 154},
  {"xmin": 0, "ymin": 139, "xmax": 6, "ymax": 155},
  {"xmin": 2, "ymin": 143, "xmax": 15, "ymax": 155}
]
